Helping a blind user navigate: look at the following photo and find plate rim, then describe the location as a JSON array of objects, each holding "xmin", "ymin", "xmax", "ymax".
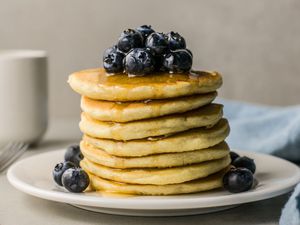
[{"xmin": 7, "ymin": 149, "xmax": 300, "ymax": 210}]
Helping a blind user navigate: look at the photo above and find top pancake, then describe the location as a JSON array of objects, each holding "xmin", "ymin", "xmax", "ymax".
[{"xmin": 68, "ymin": 68, "xmax": 222, "ymax": 101}]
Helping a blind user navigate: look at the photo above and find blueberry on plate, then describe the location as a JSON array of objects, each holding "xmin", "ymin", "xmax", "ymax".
[
  {"xmin": 230, "ymin": 151, "xmax": 240, "ymax": 163},
  {"xmin": 62, "ymin": 168, "xmax": 90, "ymax": 193},
  {"xmin": 145, "ymin": 32, "xmax": 169, "ymax": 55},
  {"xmin": 124, "ymin": 48, "xmax": 156, "ymax": 75},
  {"xmin": 64, "ymin": 144, "xmax": 84, "ymax": 167},
  {"xmin": 136, "ymin": 25, "xmax": 155, "ymax": 43},
  {"xmin": 232, "ymin": 156, "xmax": 256, "ymax": 174},
  {"xmin": 167, "ymin": 31, "xmax": 186, "ymax": 50},
  {"xmin": 223, "ymin": 167, "xmax": 254, "ymax": 193},
  {"xmin": 53, "ymin": 161, "xmax": 75, "ymax": 186},
  {"xmin": 117, "ymin": 29, "xmax": 143, "ymax": 53},
  {"xmin": 103, "ymin": 47, "xmax": 125, "ymax": 74},
  {"xmin": 163, "ymin": 49, "xmax": 192, "ymax": 73}
]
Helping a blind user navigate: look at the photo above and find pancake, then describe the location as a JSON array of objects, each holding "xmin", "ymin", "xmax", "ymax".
[
  {"xmin": 80, "ymin": 141, "xmax": 230, "ymax": 168},
  {"xmin": 80, "ymin": 104, "xmax": 223, "ymax": 141},
  {"xmin": 68, "ymin": 68, "xmax": 222, "ymax": 101},
  {"xmin": 80, "ymin": 155, "xmax": 230, "ymax": 185},
  {"xmin": 81, "ymin": 92, "xmax": 217, "ymax": 122},
  {"xmin": 83, "ymin": 118, "xmax": 230, "ymax": 157},
  {"xmin": 87, "ymin": 169, "xmax": 228, "ymax": 195}
]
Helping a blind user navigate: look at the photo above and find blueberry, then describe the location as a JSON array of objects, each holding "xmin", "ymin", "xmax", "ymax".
[
  {"xmin": 167, "ymin": 31, "xmax": 186, "ymax": 50},
  {"xmin": 117, "ymin": 29, "xmax": 143, "ymax": 53},
  {"xmin": 145, "ymin": 32, "xmax": 169, "ymax": 55},
  {"xmin": 144, "ymin": 47, "xmax": 165, "ymax": 72},
  {"xmin": 103, "ymin": 47, "xmax": 125, "ymax": 73},
  {"xmin": 153, "ymin": 54, "xmax": 166, "ymax": 72},
  {"xmin": 223, "ymin": 167, "xmax": 254, "ymax": 193},
  {"xmin": 124, "ymin": 48, "xmax": 156, "ymax": 75},
  {"xmin": 232, "ymin": 156, "xmax": 256, "ymax": 174},
  {"xmin": 136, "ymin": 25, "xmax": 155, "ymax": 43},
  {"xmin": 53, "ymin": 161, "xmax": 75, "ymax": 186},
  {"xmin": 230, "ymin": 151, "xmax": 240, "ymax": 163},
  {"xmin": 186, "ymin": 48, "xmax": 193, "ymax": 57},
  {"xmin": 163, "ymin": 49, "xmax": 192, "ymax": 73},
  {"xmin": 64, "ymin": 144, "xmax": 84, "ymax": 167},
  {"xmin": 62, "ymin": 168, "xmax": 90, "ymax": 193},
  {"xmin": 103, "ymin": 45, "xmax": 117, "ymax": 58}
]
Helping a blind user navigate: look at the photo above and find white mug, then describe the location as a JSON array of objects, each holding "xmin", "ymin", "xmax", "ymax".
[{"xmin": 0, "ymin": 50, "xmax": 48, "ymax": 144}]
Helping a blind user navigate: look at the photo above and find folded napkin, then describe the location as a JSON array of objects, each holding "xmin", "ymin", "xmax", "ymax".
[
  {"xmin": 217, "ymin": 99, "xmax": 300, "ymax": 225},
  {"xmin": 280, "ymin": 183, "xmax": 300, "ymax": 225},
  {"xmin": 217, "ymin": 99, "xmax": 300, "ymax": 162}
]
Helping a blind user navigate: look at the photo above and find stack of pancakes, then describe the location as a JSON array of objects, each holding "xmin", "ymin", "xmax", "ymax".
[{"xmin": 68, "ymin": 68, "xmax": 231, "ymax": 195}]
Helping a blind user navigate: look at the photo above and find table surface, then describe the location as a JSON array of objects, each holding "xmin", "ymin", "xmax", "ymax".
[{"xmin": 0, "ymin": 118, "xmax": 290, "ymax": 225}]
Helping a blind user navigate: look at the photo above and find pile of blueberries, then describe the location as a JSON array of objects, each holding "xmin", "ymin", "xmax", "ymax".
[
  {"xmin": 52, "ymin": 145, "xmax": 89, "ymax": 193},
  {"xmin": 103, "ymin": 25, "xmax": 193, "ymax": 75},
  {"xmin": 223, "ymin": 152, "xmax": 256, "ymax": 193}
]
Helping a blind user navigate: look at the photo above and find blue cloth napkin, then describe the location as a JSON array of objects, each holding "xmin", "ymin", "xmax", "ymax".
[
  {"xmin": 217, "ymin": 99, "xmax": 300, "ymax": 162},
  {"xmin": 217, "ymin": 99, "xmax": 300, "ymax": 225},
  {"xmin": 280, "ymin": 184, "xmax": 300, "ymax": 225}
]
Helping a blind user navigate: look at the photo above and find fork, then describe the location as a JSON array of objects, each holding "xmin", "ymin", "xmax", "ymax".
[{"xmin": 0, "ymin": 142, "xmax": 29, "ymax": 173}]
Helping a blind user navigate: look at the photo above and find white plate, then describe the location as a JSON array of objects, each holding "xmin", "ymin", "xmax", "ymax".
[{"xmin": 7, "ymin": 149, "xmax": 300, "ymax": 216}]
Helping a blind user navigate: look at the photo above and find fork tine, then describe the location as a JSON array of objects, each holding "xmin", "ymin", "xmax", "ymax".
[
  {"xmin": 0, "ymin": 142, "xmax": 15, "ymax": 155},
  {"xmin": 0, "ymin": 143, "xmax": 21, "ymax": 164},
  {"xmin": 0, "ymin": 143, "xmax": 28, "ymax": 172},
  {"xmin": 0, "ymin": 142, "xmax": 18, "ymax": 165}
]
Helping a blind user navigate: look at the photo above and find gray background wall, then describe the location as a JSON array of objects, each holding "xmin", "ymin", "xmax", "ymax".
[{"xmin": 1, "ymin": 0, "xmax": 300, "ymax": 119}]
